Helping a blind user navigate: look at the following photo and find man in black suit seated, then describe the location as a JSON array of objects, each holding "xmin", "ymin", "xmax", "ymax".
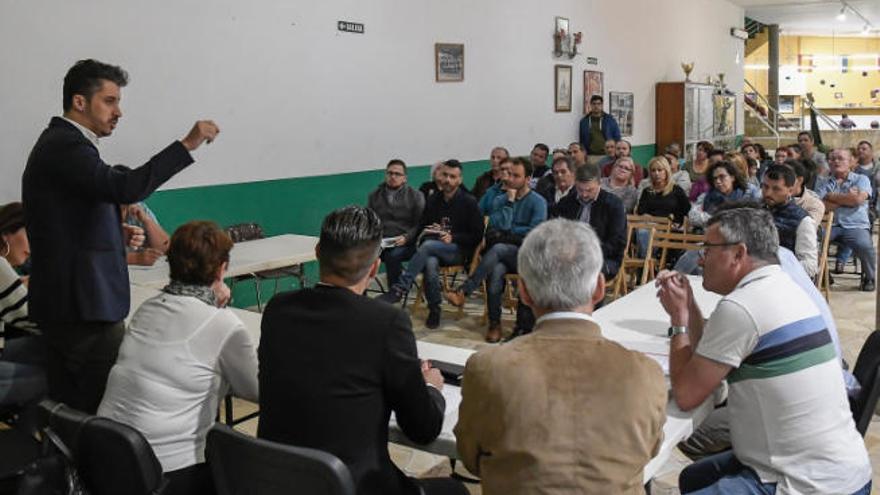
[
  {"xmin": 21, "ymin": 59, "xmax": 218, "ymax": 413},
  {"xmin": 258, "ymin": 206, "xmax": 467, "ymax": 495},
  {"xmin": 552, "ymin": 163, "xmax": 627, "ymax": 280}
]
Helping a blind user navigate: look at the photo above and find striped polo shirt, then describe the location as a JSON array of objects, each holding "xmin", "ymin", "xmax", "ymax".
[{"xmin": 697, "ymin": 264, "xmax": 871, "ymax": 494}]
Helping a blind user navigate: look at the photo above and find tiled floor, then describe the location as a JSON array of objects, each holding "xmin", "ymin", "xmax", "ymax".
[{"xmin": 232, "ymin": 270, "xmax": 880, "ymax": 494}]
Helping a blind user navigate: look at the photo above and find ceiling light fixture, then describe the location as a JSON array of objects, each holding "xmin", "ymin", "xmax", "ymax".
[{"xmin": 836, "ymin": 6, "xmax": 847, "ymax": 22}]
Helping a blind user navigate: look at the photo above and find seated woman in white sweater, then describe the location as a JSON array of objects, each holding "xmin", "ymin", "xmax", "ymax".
[{"xmin": 99, "ymin": 221, "xmax": 258, "ymax": 495}]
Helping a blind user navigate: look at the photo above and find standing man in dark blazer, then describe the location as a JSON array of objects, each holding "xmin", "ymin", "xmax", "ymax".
[
  {"xmin": 552, "ymin": 164, "xmax": 627, "ymax": 280},
  {"xmin": 259, "ymin": 206, "xmax": 466, "ymax": 495},
  {"xmin": 21, "ymin": 59, "xmax": 219, "ymax": 413}
]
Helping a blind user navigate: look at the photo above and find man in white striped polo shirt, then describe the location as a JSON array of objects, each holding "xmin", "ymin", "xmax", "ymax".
[{"xmin": 655, "ymin": 207, "xmax": 871, "ymax": 494}]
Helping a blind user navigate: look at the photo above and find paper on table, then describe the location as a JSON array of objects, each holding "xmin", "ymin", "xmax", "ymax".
[
  {"xmin": 389, "ymin": 384, "xmax": 462, "ymax": 432},
  {"xmin": 617, "ymin": 340, "xmax": 670, "ymax": 375}
]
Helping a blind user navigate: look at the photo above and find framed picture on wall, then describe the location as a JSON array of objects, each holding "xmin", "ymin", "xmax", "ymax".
[
  {"xmin": 583, "ymin": 70, "xmax": 603, "ymax": 113},
  {"xmin": 609, "ymin": 91, "xmax": 634, "ymax": 136},
  {"xmin": 435, "ymin": 43, "xmax": 464, "ymax": 82},
  {"xmin": 555, "ymin": 65, "xmax": 572, "ymax": 112}
]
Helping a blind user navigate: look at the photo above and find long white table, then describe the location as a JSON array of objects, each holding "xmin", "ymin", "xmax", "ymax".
[
  {"xmin": 389, "ymin": 276, "xmax": 724, "ymax": 483},
  {"xmin": 128, "ymin": 234, "xmax": 319, "ymax": 289}
]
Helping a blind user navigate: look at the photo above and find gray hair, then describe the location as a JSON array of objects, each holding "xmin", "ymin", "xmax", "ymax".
[
  {"xmin": 707, "ymin": 207, "xmax": 778, "ymax": 265},
  {"xmin": 517, "ymin": 219, "xmax": 603, "ymax": 311}
]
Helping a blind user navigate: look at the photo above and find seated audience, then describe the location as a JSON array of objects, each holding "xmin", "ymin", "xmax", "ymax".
[
  {"xmin": 787, "ymin": 159, "xmax": 825, "ymax": 224},
  {"xmin": 472, "ymin": 147, "xmax": 509, "ymax": 200},
  {"xmin": 528, "ymin": 143, "xmax": 550, "ymax": 188},
  {"xmin": 478, "ymin": 157, "xmax": 512, "ymax": 214},
  {"xmin": 774, "ymin": 146, "xmax": 789, "ymax": 165},
  {"xmin": 761, "ymin": 165, "xmax": 818, "ymax": 278},
  {"xmin": 552, "ymin": 164, "xmax": 626, "ymax": 280},
  {"xmin": 0, "ymin": 202, "xmax": 45, "ymax": 407},
  {"xmin": 568, "ymin": 141, "xmax": 587, "ymax": 168},
  {"xmin": 535, "ymin": 148, "xmax": 569, "ymax": 199},
  {"xmin": 602, "ymin": 139, "xmax": 643, "ymax": 185},
  {"xmin": 655, "ymin": 207, "xmax": 871, "ymax": 494},
  {"xmin": 687, "ymin": 141, "xmax": 713, "ymax": 202},
  {"xmin": 600, "ymin": 157, "xmax": 639, "ymax": 213},
  {"xmin": 635, "ymin": 156, "xmax": 691, "ymax": 225},
  {"xmin": 446, "ymin": 158, "xmax": 547, "ymax": 342},
  {"xmin": 787, "ymin": 143, "xmax": 802, "ymax": 160},
  {"xmin": 99, "ymin": 221, "xmax": 258, "ymax": 495},
  {"xmin": 725, "ymin": 152, "xmax": 761, "ymax": 199},
  {"xmin": 378, "ymin": 161, "xmax": 484, "ymax": 328},
  {"xmin": 688, "ymin": 160, "xmax": 752, "ymax": 229},
  {"xmin": 367, "ymin": 159, "xmax": 425, "ymax": 287},
  {"xmin": 259, "ymin": 206, "xmax": 465, "ymax": 495},
  {"xmin": 596, "ymin": 138, "xmax": 617, "ymax": 170},
  {"xmin": 798, "ymin": 131, "xmax": 829, "ymax": 174},
  {"xmin": 454, "ymin": 219, "xmax": 666, "ymax": 494},
  {"xmin": 541, "ymin": 155, "xmax": 575, "ymax": 211},
  {"xmin": 421, "ymin": 161, "xmax": 470, "ymax": 200},
  {"xmin": 817, "ymin": 148, "xmax": 876, "ymax": 291}
]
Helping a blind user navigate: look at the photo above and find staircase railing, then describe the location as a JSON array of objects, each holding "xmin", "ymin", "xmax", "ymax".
[
  {"xmin": 802, "ymin": 94, "xmax": 842, "ymax": 133},
  {"xmin": 743, "ymin": 79, "xmax": 802, "ymax": 147}
]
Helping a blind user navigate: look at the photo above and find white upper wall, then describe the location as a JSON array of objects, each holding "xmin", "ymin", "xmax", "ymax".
[{"xmin": 0, "ymin": 0, "xmax": 743, "ymax": 200}]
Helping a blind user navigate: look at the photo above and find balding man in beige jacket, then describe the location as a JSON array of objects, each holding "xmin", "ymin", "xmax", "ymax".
[{"xmin": 454, "ymin": 219, "xmax": 667, "ymax": 494}]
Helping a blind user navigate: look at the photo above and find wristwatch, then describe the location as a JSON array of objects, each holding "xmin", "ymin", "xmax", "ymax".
[{"xmin": 668, "ymin": 325, "xmax": 688, "ymax": 337}]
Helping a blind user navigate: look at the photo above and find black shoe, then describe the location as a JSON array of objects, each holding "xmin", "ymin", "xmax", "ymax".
[
  {"xmin": 376, "ymin": 289, "xmax": 402, "ymax": 305},
  {"xmin": 861, "ymin": 280, "xmax": 875, "ymax": 292},
  {"xmin": 425, "ymin": 307, "xmax": 441, "ymax": 329}
]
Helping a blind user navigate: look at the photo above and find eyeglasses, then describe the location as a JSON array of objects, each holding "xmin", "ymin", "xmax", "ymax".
[{"xmin": 697, "ymin": 241, "xmax": 740, "ymax": 258}]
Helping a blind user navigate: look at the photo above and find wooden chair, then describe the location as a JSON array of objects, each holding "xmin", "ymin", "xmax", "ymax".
[
  {"xmin": 611, "ymin": 222, "xmax": 660, "ymax": 300},
  {"xmin": 650, "ymin": 231, "xmax": 706, "ymax": 274},
  {"xmin": 816, "ymin": 211, "xmax": 835, "ymax": 301}
]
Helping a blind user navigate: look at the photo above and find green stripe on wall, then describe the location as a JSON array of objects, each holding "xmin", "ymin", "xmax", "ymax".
[{"xmin": 146, "ymin": 144, "xmax": 661, "ymax": 307}]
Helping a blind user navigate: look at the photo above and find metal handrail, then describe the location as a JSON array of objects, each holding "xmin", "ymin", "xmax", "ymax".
[
  {"xmin": 743, "ymin": 79, "xmax": 801, "ymax": 131},
  {"xmin": 744, "ymin": 103, "xmax": 781, "ymax": 147},
  {"xmin": 802, "ymin": 95, "xmax": 842, "ymax": 132}
]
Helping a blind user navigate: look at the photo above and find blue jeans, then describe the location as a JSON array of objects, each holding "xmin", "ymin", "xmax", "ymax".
[
  {"xmin": 380, "ymin": 245, "xmax": 415, "ymax": 288},
  {"xmin": 679, "ymin": 451, "xmax": 872, "ymax": 495},
  {"xmin": 460, "ymin": 243, "xmax": 519, "ymax": 324},
  {"xmin": 394, "ymin": 240, "xmax": 462, "ymax": 308},
  {"xmin": 830, "ymin": 226, "xmax": 876, "ymax": 282},
  {"xmin": 636, "ymin": 228, "xmax": 651, "ymax": 259},
  {"xmin": 0, "ymin": 335, "xmax": 47, "ymax": 406}
]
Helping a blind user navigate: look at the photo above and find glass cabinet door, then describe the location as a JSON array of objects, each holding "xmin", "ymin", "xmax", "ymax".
[
  {"xmin": 685, "ymin": 85, "xmax": 698, "ymax": 141},
  {"xmin": 698, "ymin": 86, "xmax": 714, "ymax": 140}
]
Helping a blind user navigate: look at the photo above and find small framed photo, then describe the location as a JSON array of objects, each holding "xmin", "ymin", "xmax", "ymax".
[
  {"xmin": 555, "ymin": 16, "xmax": 569, "ymax": 36},
  {"xmin": 555, "ymin": 65, "xmax": 573, "ymax": 112},
  {"xmin": 583, "ymin": 70, "xmax": 603, "ymax": 113},
  {"xmin": 609, "ymin": 91, "xmax": 634, "ymax": 136},
  {"xmin": 435, "ymin": 43, "xmax": 464, "ymax": 82}
]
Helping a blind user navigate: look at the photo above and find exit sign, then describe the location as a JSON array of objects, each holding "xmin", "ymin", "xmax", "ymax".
[{"xmin": 338, "ymin": 21, "xmax": 364, "ymax": 34}]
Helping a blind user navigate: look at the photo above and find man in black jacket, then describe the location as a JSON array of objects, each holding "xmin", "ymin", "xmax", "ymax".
[
  {"xmin": 552, "ymin": 164, "xmax": 627, "ymax": 280},
  {"xmin": 378, "ymin": 161, "xmax": 483, "ymax": 328},
  {"xmin": 259, "ymin": 206, "xmax": 465, "ymax": 495},
  {"xmin": 21, "ymin": 59, "xmax": 218, "ymax": 413}
]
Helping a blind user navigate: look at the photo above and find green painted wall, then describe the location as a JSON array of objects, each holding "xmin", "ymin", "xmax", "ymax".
[{"xmin": 146, "ymin": 145, "xmax": 658, "ymax": 308}]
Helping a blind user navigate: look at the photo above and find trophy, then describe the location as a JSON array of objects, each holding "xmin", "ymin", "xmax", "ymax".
[{"xmin": 681, "ymin": 62, "xmax": 694, "ymax": 82}]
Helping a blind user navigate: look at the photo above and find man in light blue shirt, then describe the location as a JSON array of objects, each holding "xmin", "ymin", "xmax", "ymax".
[{"xmin": 817, "ymin": 148, "xmax": 876, "ymax": 291}]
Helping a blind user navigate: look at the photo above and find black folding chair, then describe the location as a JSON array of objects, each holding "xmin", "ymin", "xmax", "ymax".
[{"xmin": 206, "ymin": 423, "xmax": 355, "ymax": 495}]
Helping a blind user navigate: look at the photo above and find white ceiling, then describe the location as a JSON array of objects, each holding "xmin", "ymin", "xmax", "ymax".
[{"xmin": 731, "ymin": 0, "xmax": 880, "ymax": 36}]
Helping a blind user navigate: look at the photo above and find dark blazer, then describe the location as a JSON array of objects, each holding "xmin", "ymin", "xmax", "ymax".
[
  {"xmin": 258, "ymin": 285, "xmax": 445, "ymax": 495},
  {"xmin": 21, "ymin": 117, "xmax": 193, "ymax": 323},
  {"xmin": 552, "ymin": 189, "xmax": 627, "ymax": 278}
]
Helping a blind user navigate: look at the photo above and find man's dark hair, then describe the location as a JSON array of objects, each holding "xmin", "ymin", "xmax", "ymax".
[
  {"xmin": 589, "ymin": 95, "xmax": 603, "ymax": 104},
  {"xmin": 707, "ymin": 160, "xmax": 749, "ymax": 193},
  {"xmin": 708, "ymin": 149, "xmax": 725, "ymax": 159},
  {"xmin": 443, "ymin": 159, "xmax": 462, "ymax": 171},
  {"xmin": 787, "ymin": 143, "xmax": 802, "ymax": 155},
  {"xmin": 858, "ymin": 140, "xmax": 873, "ymax": 150},
  {"xmin": 797, "ymin": 131, "xmax": 813, "ymax": 142},
  {"xmin": 753, "ymin": 142, "xmax": 769, "ymax": 161},
  {"xmin": 696, "ymin": 141, "xmax": 714, "ymax": 154},
  {"xmin": 386, "ymin": 159, "xmax": 406, "ymax": 172},
  {"xmin": 499, "ymin": 156, "xmax": 515, "ymax": 166},
  {"xmin": 576, "ymin": 163, "xmax": 600, "ymax": 182},
  {"xmin": 552, "ymin": 156, "xmax": 574, "ymax": 173},
  {"xmin": 798, "ymin": 157, "xmax": 818, "ymax": 189},
  {"xmin": 533, "ymin": 143, "xmax": 550, "ymax": 155},
  {"xmin": 512, "ymin": 156, "xmax": 533, "ymax": 178},
  {"xmin": 63, "ymin": 59, "xmax": 129, "ymax": 112},
  {"xmin": 764, "ymin": 164, "xmax": 795, "ymax": 187},
  {"xmin": 317, "ymin": 206, "xmax": 382, "ymax": 285}
]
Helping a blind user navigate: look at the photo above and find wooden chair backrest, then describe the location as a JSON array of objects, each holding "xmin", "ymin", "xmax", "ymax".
[
  {"xmin": 652, "ymin": 231, "xmax": 706, "ymax": 270},
  {"xmin": 816, "ymin": 211, "xmax": 834, "ymax": 300}
]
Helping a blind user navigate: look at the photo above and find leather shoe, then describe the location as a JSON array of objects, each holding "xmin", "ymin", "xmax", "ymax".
[
  {"xmin": 426, "ymin": 307, "xmax": 441, "ymax": 329},
  {"xmin": 485, "ymin": 321, "xmax": 502, "ymax": 343},
  {"xmin": 861, "ymin": 280, "xmax": 875, "ymax": 292},
  {"xmin": 445, "ymin": 290, "xmax": 466, "ymax": 307},
  {"xmin": 376, "ymin": 289, "xmax": 402, "ymax": 305}
]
